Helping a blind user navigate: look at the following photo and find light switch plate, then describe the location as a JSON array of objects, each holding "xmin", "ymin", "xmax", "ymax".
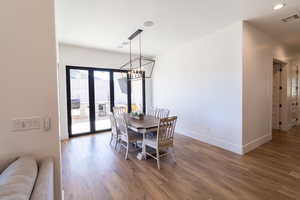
[
  {"xmin": 31, "ymin": 117, "xmax": 42, "ymax": 129},
  {"xmin": 12, "ymin": 119, "xmax": 24, "ymax": 131},
  {"xmin": 12, "ymin": 117, "xmax": 42, "ymax": 131},
  {"xmin": 23, "ymin": 118, "xmax": 33, "ymax": 130},
  {"xmin": 43, "ymin": 117, "xmax": 51, "ymax": 131}
]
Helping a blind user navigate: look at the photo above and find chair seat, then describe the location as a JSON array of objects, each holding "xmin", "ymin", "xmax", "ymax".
[
  {"xmin": 120, "ymin": 129, "xmax": 142, "ymax": 142},
  {"xmin": 145, "ymin": 137, "xmax": 174, "ymax": 149}
]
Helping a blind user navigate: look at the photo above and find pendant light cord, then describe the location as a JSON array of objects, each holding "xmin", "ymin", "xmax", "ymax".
[
  {"xmin": 130, "ymin": 40, "xmax": 132, "ymax": 78},
  {"xmin": 139, "ymin": 33, "xmax": 142, "ymax": 74}
]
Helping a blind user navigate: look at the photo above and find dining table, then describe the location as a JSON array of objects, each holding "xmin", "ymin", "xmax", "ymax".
[{"xmin": 125, "ymin": 114, "xmax": 159, "ymax": 159}]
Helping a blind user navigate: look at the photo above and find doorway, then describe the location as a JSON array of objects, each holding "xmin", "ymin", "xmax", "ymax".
[{"xmin": 66, "ymin": 66, "xmax": 146, "ymax": 137}]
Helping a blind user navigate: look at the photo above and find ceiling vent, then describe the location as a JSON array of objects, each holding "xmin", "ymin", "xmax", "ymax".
[{"xmin": 281, "ymin": 14, "xmax": 300, "ymax": 23}]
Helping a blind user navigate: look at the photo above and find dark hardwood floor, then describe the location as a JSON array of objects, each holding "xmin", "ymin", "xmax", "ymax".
[{"xmin": 61, "ymin": 127, "xmax": 300, "ymax": 200}]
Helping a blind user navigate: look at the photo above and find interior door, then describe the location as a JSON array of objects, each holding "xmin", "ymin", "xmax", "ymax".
[{"xmin": 272, "ymin": 64, "xmax": 281, "ymax": 130}]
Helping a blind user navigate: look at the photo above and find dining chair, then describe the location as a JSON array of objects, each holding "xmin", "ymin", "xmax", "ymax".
[
  {"xmin": 115, "ymin": 114, "xmax": 143, "ymax": 160},
  {"xmin": 144, "ymin": 116, "xmax": 177, "ymax": 169},
  {"xmin": 113, "ymin": 106, "xmax": 126, "ymax": 116},
  {"xmin": 157, "ymin": 108, "xmax": 170, "ymax": 119},
  {"xmin": 147, "ymin": 107, "xmax": 158, "ymax": 117},
  {"xmin": 109, "ymin": 114, "xmax": 120, "ymax": 149}
]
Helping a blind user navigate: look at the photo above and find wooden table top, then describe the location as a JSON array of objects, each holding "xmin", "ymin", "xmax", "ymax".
[{"xmin": 126, "ymin": 114, "xmax": 159, "ymax": 130}]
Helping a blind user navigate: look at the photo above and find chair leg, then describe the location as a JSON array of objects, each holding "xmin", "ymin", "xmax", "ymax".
[
  {"xmin": 156, "ymin": 149, "xmax": 160, "ymax": 169},
  {"xmin": 171, "ymin": 147, "xmax": 176, "ymax": 163},
  {"xmin": 109, "ymin": 134, "xmax": 113, "ymax": 145},
  {"xmin": 125, "ymin": 142, "xmax": 129, "ymax": 160},
  {"xmin": 118, "ymin": 140, "xmax": 122, "ymax": 152},
  {"xmin": 114, "ymin": 137, "xmax": 118, "ymax": 149},
  {"xmin": 115, "ymin": 138, "xmax": 119, "ymax": 150}
]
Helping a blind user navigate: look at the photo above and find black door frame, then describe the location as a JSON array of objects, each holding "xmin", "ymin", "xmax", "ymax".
[{"xmin": 66, "ymin": 65, "xmax": 146, "ymax": 138}]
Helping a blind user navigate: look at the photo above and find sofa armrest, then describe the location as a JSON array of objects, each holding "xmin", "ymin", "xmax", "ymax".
[
  {"xmin": 30, "ymin": 158, "xmax": 54, "ymax": 200},
  {"xmin": 0, "ymin": 157, "xmax": 17, "ymax": 173}
]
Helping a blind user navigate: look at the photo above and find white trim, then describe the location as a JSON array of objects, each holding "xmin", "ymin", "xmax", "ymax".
[
  {"xmin": 176, "ymin": 127, "xmax": 243, "ymax": 155},
  {"xmin": 242, "ymin": 134, "xmax": 272, "ymax": 154}
]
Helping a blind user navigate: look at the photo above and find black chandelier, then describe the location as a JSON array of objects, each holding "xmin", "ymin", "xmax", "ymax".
[{"xmin": 120, "ymin": 29, "xmax": 155, "ymax": 80}]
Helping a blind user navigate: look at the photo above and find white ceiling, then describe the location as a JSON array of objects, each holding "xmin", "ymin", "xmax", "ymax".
[
  {"xmin": 249, "ymin": 4, "xmax": 300, "ymax": 53},
  {"xmin": 56, "ymin": 0, "xmax": 300, "ymax": 55}
]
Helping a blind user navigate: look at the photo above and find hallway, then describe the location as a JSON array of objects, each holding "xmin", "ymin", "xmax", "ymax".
[{"xmin": 61, "ymin": 127, "xmax": 300, "ymax": 200}]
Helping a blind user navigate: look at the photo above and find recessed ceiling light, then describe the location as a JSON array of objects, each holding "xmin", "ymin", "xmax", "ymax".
[
  {"xmin": 143, "ymin": 21, "xmax": 155, "ymax": 27},
  {"xmin": 273, "ymin": 3, "xmax": 285, "ymax": 10}
]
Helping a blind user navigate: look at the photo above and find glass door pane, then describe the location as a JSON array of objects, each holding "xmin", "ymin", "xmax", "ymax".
[
  {"xmin": 70, "ymin": 69, "xmax": 90, "ymax": 135},
  {"xmin": 113, "ymin": 72, "xmax": 128, "ymax": 112},
  {"xmin": 94, "ymin": 71, "xmax": 111, "ymax": 131},
  {"xmin": 131, "ymin": 79, "xmax": 143, "ymax": 113}
]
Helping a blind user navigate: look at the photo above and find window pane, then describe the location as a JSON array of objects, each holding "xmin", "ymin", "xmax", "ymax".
[
  {"xmin": 131, "ymin": 79, "xmax": 143, "ymax": 112},
  {"xmin": 70, "ymin": 69, "xmax": 90, "ymax": 134},
  {"xmin": 114, "ymin": 72, "xmax": 128, "ymax": 111},
  {"xmin": 94, "ymin": 71, "xmax": 111, "ymax": 131}
]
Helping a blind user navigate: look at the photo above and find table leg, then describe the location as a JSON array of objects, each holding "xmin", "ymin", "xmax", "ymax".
[
  {"xmin": 136, "ymin": 132, "xmax": 147, "ymax": 160},
  {"xmin": 142, "ymin": 132, "xmax": 146, "ymax": 159}
]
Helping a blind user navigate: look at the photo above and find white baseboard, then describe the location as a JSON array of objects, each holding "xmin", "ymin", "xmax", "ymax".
[
  {"xmin": 176, "ymin": 127, "xmax": 273, "ymax": 155},
  {"xmin": 61, "ymin": 190, "xmax": 65, "ymax": 200},
  {"xmin": 176, "ymin": 127, "xmax": 243, "ymax": 155},
  {"xmin": 242, "ymin": 134, "xmax": 272, "ymax": 154}
]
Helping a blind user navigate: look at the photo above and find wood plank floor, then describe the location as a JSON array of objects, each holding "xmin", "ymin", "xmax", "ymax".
[{"xmin": 61, "ymin": 127, "xmax": 300, "ymax": 200}]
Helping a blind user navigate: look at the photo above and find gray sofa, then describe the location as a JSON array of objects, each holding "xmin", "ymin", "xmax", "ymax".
[{"xmin": 0, "ymin": 156, "xmax": 54, "ymax": 200}]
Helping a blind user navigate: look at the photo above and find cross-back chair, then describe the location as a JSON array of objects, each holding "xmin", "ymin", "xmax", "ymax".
[{"xmin": 144, "ymin": 116, "xmax": 177, "ymax": 169}]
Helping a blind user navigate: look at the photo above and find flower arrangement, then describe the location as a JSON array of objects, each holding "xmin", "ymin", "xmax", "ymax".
[{"xmin": 130, "ymin": 112, "xmax": 144, "ymax": 120}]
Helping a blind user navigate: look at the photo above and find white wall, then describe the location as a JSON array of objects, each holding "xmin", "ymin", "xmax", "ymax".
[
  {"xmin": 58, "ymin": 44, "xmax": 153, "ymax": 140},
  {"xmin": 153, "ymin": 22, "xmax": 244, "ymax": 154},
  {"xmin": 242, "ymin": 22, "xmax": 294, "ymax": 153},
  {"xmin": 153, "ymin": 21, "xmax": 298, "ymax": 155},
  {"xmin": 0, "ymin": 1, "xmax": 62, "ymax": 199}
]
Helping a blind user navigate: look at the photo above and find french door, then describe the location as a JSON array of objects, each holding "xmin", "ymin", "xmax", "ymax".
[{"xmin": 66, "ymin": 66, "xmax": 145, "ymax": 137}]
